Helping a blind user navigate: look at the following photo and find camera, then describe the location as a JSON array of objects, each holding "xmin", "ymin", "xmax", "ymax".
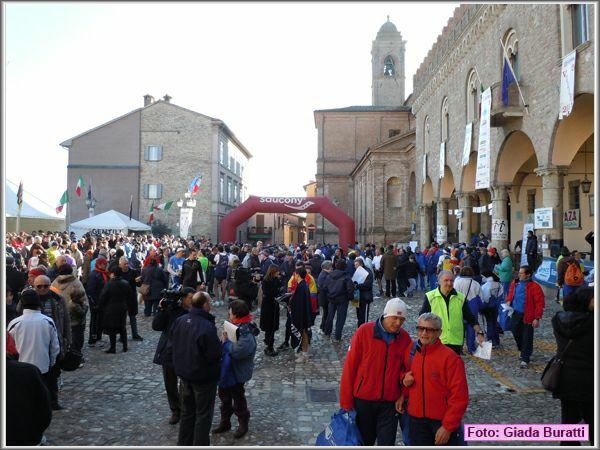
[{"xmin": 160, "ymin": 289, "xmax": 185, "ymax": 310}]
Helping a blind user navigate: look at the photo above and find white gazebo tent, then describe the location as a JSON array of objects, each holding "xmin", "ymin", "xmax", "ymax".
[
  {"xmin": 69, "ymin": 210, "xmax": 151, "ymax": 238},
  {"xmin": 5, "ymin": 180, "xmax": 65, "ymax": 232}
]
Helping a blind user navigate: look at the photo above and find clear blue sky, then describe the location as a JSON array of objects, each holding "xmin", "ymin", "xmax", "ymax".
[{"xmin": 4, "ymin": 2, "xmax": 459, "ymax": 212}]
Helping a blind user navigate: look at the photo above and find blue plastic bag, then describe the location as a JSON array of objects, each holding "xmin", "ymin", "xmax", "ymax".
[
  {"xmin": 497, "ymin": 302, "xmax": 513, "ymax": 332},
  {"xmin": 316, "ymin": 409, "xmax": 363, "ymax": 446}
]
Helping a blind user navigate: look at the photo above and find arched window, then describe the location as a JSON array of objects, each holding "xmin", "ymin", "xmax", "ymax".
[
  {"xmin": 383, "ymin": 56, "xmax": 395, "ymax": 77},
  {"xmin": 441, "ymin": 97, "xmax": 449, "ymax": 142},
  {"xmin": 423, "ymin": 116, "xmax": 430, "ymax": 154},
  {"xmin": 386, "ymin": 177, "xmax": 402, "ymax": 207},
  {"xmin": 502, "ymin": 29, "xmax": 519, "ymax": 81},
  {"xmin": 466, "ymin": 69, "xmax": 478, "ymax": 123}
]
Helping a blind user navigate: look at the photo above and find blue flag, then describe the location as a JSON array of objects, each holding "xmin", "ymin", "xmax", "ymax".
[{"xmin": 502, "ymin": 58, "xmax": 516, "ymax": 106}]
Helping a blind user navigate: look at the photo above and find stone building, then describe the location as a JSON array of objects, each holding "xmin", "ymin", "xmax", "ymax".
[
  {"xmin": 246, "ymin": 212, "xmax": 305, "ymax": 246},
  {"xmin": 303, "ymin": 181, "xmax": 318, "ymax": 244},
  {"xmin": 314, "ymin": 18, "xmax": 416, "ymax": 246},
  {"xmin": 412, "ymin": 4, "xmax": 594, "ymax": 258},
  {"xmin": 60, "ymin": 95, "xmax": 252, "ymax": 240}
]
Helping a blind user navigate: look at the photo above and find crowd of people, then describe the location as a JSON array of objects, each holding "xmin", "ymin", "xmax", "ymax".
[{"xmin": 4, "ymin": 228, "xmax": 594, "ymax": 446}]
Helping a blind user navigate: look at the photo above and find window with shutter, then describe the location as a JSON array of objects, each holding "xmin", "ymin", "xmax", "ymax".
[{"xmin": 146, "ymin": 145, "xmax": 163, "ymax": 161}]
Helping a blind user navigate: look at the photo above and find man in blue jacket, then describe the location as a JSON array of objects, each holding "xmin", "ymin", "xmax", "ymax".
[{"xmin": 171, "ymin": 291, "xmax": 222, "ymax": 446}]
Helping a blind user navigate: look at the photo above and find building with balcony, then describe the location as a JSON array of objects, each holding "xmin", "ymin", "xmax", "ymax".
[
  {"xmin": 60, "ymin": 95, "xmax": 252, "ymax": 241},
  {"xmin": 411, "ymin": 4, "xmax": 594, "ymax": 257},
  {"xmin": 246, "ymin": 213, "xmax": 306, "ymax": 246}
]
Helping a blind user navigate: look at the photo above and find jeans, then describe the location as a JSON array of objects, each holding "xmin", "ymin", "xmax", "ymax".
[
  {"xmin": 324, "ymin": 301, "xmax": 349, "ymax": 340},
  {"xmin": 408, "ymin": 416, "xmax": 462, "ymax": 446},
  {"xmin": 218, "ymin": 383, "xmax": 249, "ymax": 423},
  {"xmin": 385, "ymin": 278, "xmax": 397, "ymax": 297},
  {"xmin": 406, "ymin": 278, "xmax": 417, "ymax": 296},
  {"xmin": 163, "ymin": 366, "xmax": 180, "ymax": 413},
  {"xmin": 129, "ymin": 313, "xmax": 139, "ymax": 337},
  {"xmin": 354, "ymin": 398, "xmax": 398, "ymax": 446},
  {"xmin": 510, "ymin": 311, "xmax": 534, "ymax": 363},
  {"xmin": 144, "ymin": 298, "xmax": 159, "ymax": 317},
  {"xmin": 465, "ymin": 296, "xmax": 483, "ymax": 354},
  {"xmin": 418, "ymin": 273, "xmax": 426, "ymax": 290},
  {"xmin": 480, "ymin": 299, "xmax": 500, "ymax": 345},
  {"xmin": 41, "ymin": 363, "xmax": 60, "ymax": 407},
  {"xmin": 88, "ymin": 308, "xmax": 102, "ymax": 342},
  {"xmin": 560, "ymin": 399, "xmax": 594, "ymax": 446},
  {"xmin": 71, "ymin": 324, "xmax": 84, "ymax": 354},
  {"xmin": 427, "ymin": 273, "xmax": 438, "ymax": 290},
  {"xmin": 177, "ymin": 380, "xmax": 217, "ymax": 446},
  {"xmin": 356, "ymin": 302, "xmax": 371, "ymax": 328},
  {"xmin": 397, "ymin": 277, "xmax": 407, "ymax": 296}
]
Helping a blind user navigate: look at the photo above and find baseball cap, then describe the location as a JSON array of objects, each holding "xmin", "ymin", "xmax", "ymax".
[{"xmin": 383, "ymin": 298, "xmax": 408, "ymax": 319}]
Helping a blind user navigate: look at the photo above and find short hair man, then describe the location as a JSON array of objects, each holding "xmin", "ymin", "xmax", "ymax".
[
  {"xmin": 340, "ymin": 298, "xmax": 412, "ymax": 445},
  {"xmin": 171, "ymin": 291, "xmax": 222, "ymax": 446},
  {"xmin": 397, "ymin": 312, "xmax": 469, "ymax": 446}
]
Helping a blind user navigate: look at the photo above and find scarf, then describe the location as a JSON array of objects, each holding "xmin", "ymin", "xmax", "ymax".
[
  {"xmin": 231, "ymin": 314, "xmax": 253, "ymax": 325},
  {"xmin": 94, "ymin": 266, "xmax": 109, "ymax": 284}
]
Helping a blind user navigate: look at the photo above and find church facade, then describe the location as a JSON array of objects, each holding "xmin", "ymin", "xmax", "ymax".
[{"xmin": 313, "ymin": 18, "xmax": 416, "ymax": 246}]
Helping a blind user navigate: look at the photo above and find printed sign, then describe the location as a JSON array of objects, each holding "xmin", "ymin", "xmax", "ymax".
[
  {"xmin": 436, "ymin": 224, "xmax": 448, "ymax": 244},
  {"xmin": 179, "ymin": 207, "xmax": 194, "ymax": 239},
  {"xmin": 534, "ymin": 207, "xmax": 553, "ymax": 229},
  {"xmin": 563, "ymin": 209, "xmax": 580, "ymax": 228},
  {"xmin": 439, "ymin": 142, "xmax": 445, "ymax": 179},
  {"xmin": 475, "ymin": 88, "xmax": 492, "ymax": 190},
  {"xmin": 462, "ymin": 122, "xmax": 473, "ymax": 166},
  {"xmin": 559, "ymin": 50, "xmax": 576, "ymax": 119},
  {"xmin": 491, "ymin": 218, "xmax": 508, "ymax": 241}
]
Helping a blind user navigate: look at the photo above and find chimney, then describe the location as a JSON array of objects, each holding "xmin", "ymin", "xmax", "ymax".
[
  {"xmin": 143, "ymin": 94, "xmax": 154, "ymax": 107},
  {"xmin": 163, "ymin": 94, "xmax": 172, "ymax": 103}
]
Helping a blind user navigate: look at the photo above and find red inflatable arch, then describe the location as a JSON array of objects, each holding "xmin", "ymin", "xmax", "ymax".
[{"xmin": 220, "ymin": 196, "xmax": 355, "ymax": 248}]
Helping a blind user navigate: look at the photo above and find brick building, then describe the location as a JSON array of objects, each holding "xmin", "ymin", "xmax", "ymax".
[
  {"xmin": 412, "ymin": 4, "xmax": 594, "ymax": 257},
  {"xmin": 61, "ymin": 95, "xmax": 252, "ymax": 240}
]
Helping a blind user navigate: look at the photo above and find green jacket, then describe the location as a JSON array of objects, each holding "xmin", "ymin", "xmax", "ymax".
[
  {"xmin": 494, "ymin": 256, "xmax": 514, "ymax": 283},
  {"xmin": 425, "ymin": 289, "xmax": 466, "ymax": 346}
]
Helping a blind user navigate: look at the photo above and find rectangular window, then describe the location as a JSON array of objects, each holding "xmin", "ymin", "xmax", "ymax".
[
  {"xmin": 229, "ymin": 156, "xmax": 234, "ymax": 171},
  {"xmin": 527, "ymin": 190, "xmax": 536, "ymax": 214},
  {"xmin": 228, "ymin": 178, "xmax": 232, "ymax": 204},
  {"xmin": 219, "ymin": 141, "xmax": 225, "ymax": 165},
  {"xmin": 571, "ymin": 4, "xmax": 589, "ymax": 48},
  {"xmin": 143, "ymin": 183, "xmax": 162, "ymax": 199},
  {"xmin": 388, "ymin": 129, "xmax": 401, "ymax": 138},
  {"xmin": 145, "ymin": 145, "xmax": 163, "ymax": 161},
  {"xmin": 219, "ymin": 174, "xmax": 225, "ymax": 201},
  {"xmin": 236, "ymin": 161, "xmax": 241, "ymax": 176},
  {"xmin": 568, "ymin": 180, "xmax": 581, "ymax": 210}
]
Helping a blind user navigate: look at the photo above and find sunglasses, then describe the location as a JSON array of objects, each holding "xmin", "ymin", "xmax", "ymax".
[
  {"xmin": 416, "ymin": 326, "xmax": 440, "ymax": 333},
  {"xmin": 35, "ymin": 284, "xmax": 50, "ymax": 289}
]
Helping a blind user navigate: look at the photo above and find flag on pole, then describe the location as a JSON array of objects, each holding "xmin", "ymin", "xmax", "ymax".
[
  {"xmin": 87, "ymin": 179, "xmax": 93, "ymax": 202},
  {"xmin": 188, "ymin": 175, "xmax": 202, "ymax": 195},
  {"xmin": 153, "ymin": 201, "xmax": 174, "ymax": 211},
  {"xmin": 56, "ymin": 191, "xmax": 69, "ymax": 214},
  {"xmin": 148, "ymin": 201, "xmax": 155, "ymax": 225},
  {"xmin": 128, "ymin": 194, "xmax": 134, "ymax": 220},
  {"xmin": 501, "ymin": 58, "xmax": 516, "ymax": 106},
  {"xmin": 17, "ymin": 181, "xmax": 23, "ymax": 208},
  {"xmin": 75, "ymin": 176, "xmax": 85, "ymax": 197}
]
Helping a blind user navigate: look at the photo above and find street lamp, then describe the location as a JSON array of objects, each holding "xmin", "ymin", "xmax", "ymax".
[{"xmin": 85, "ymin": 196, "xmax": 97, "ymax": 218}]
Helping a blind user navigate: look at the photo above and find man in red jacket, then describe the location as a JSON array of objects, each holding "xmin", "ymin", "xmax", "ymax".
[
  {"xmin": 339, "ymin": 298, "xmax": 412, "ymax": 445},
  {"xmin": 505, "ymin": 265, "xmax": 545, "ymax": 368},
  {"xmin": 397, "ymin": 312, "xmax": 469, "ymax": 446}
]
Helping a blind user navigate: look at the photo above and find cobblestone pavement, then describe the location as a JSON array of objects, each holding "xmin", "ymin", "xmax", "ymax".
[{"xmin": 45, "ymin": 285, "xmax": 565, "ymax": 446}]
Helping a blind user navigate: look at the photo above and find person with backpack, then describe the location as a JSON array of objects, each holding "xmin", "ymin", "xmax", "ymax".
[
  {"xmin": 213, "ymin": 245, "xmax": 229, "ymax": 306},
  {"xmin": 480, "ymin": 272, "xmax": 504, "ymax": 348},
  {"xmin": 323, "ymin": 259, "xmax": 355, "ymax": 343},
  {"xmin": 505, "ymin": 265, "xmax": 545, "ymax": 368},
  {"xmin": 557, "ymin": 250, "xmax": 586, "ymax": 298},
  {"xmin": 425, "ymin": 245, "xmax": 441, "ymax": 290},
  {"xmin": 353, "ymin": 257, "xmax": 374, "ymax": 327},
  {"xmin": 453, "ymin": 266, "xmax": 483, "ymax": 354}
]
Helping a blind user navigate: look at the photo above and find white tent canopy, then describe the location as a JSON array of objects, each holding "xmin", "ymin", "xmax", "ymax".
[
  {"xmin": 5, "ymin": 179, "xmax": 63, "ymax": 219},
  {"xmin": 69, "ymin": 210, "xmax": 151, "ymax": 238}
]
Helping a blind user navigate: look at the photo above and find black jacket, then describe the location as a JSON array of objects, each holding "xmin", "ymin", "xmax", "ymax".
[
  {"xmin": 6, "ymin": 266, "xmax": 27, "ymax": 297},
  {"xmin": 141, "ymin": 264, "xmax": 168, "ymax": 301},
  {"xmin": 98, "ymin": 277, "xmax": 131, "ymax": 332},
  {"xmin": 308, "ymin": 256, "xmax": 323, "ymax": 278},
  {"xmin": 6, "ymin": 359, "xmax": 52, "ymax": 445},
  {"xmin": 551, "ymin": 310, "xmax": 593, "ymax": 403},
  {"xmin": 290, "ymin": 280, "xmax": 313, "ymax": 330},
  {"xmin": 152, "ymin": 305, "xmax": 188, "ymax": 367},
  {"xmin": 478, "ymin": 253, "xmax": 495, "ymax": 274},
  {"xmin": 119, "ymin": 267, "xmax": 140, "ymax": 315},
  {"xmin": 525, "ymin": 235, "xmax": 538, "ymax": 255},
  {"xmin": 355, "ymin": 267, "xmax": 374, "ymax": 305},
  {"xmin": 260, "ymin": 276, "xmax": 282, "ymax": 333},
  {"xmin": 181, "ymin": 258, "xmax": 203, "ymax": 288},
  {"xmin": 86, "ymin": 270, "xmax": 107, "ymax": 308},
  {"xmin": 171, "ymin": 307, "xmax": 222, "ymax": 384},
  {"xmin": 325, "ymin": 269, "xmax": 354, "ymax": 304}
]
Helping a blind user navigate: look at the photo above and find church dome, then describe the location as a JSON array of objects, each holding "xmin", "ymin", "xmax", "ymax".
[{"xmin": 377, "ymin": 17, "xmax": 399, "ymax": 35}]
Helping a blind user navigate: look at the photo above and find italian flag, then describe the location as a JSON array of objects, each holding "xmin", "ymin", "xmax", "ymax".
[
  {"xmin": 148, "ymin": 201, "xmax": 155, "ymax": 224},
  {"xmin": 153, "ymin": 201, "xmax": 174, "ymax": 211},
  {"xmin": 75, "ymin": 176, "xmax": 84, "ymax": 197},
  {"xmin": 56, "ymin": 191, "xmax": 69, "ymax": 214}
]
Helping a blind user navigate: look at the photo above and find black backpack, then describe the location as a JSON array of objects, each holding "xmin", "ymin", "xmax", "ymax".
[{"xmin": 214, "ymin": 254, "xmax": 228, "ymax": 279}]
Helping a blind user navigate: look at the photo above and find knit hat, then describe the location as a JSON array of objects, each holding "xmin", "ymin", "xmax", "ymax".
[
  {"xmin": 383, "ymin": 298, "xmax": 408, "ymax": 319},
  {"xmin": 29, "ymin": 267, "xmax": 47, "ymax": 277},
  {"xmin": 21, "ymin": 289, "xmax": 41, "ymax": 309}
]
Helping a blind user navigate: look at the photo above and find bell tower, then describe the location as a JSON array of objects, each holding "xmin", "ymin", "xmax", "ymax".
[{"xmin": 371, "ymin": 16, "xmax": 406, "ymax": 106}]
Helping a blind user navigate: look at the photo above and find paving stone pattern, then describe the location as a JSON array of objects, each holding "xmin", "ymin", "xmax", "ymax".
[{"xmin": 45, "ymin": 286, "xmax": 563, "ymax": 446}]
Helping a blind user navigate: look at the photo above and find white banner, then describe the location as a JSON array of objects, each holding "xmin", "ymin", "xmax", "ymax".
[
  {"xmin": 491, "ymin": 218, "xmax": 508, "ymax": 241},
  {"xmin": 179, "ymin": 207, "xmax": 194, "ymax": 239},
  {"xmin": 422, "ymin": 153, "xmax": 427, "ymax": 184},
  {"xmin": 439, "ymin": 142, "xmax": 445, "ymax": 179},
  {"xmin": 534, "ymin": 207, "xmax": 553, "ymax": 229},
  {"xmin": 436, "ymin": 224, "xmax": 447, "ymax": 244},
  {"xmin": 462, "ymin": 122, "xmax": 473, "ymax": 166},
  {"xmin": 559, "ymin": 50, "xmax": 576, "ymax": 120},
  {"xmin": 520, "ymin": 223, "xmax": 535, "ymax": 267},
  {"xmin": 563, "ymin": 209, "xmax": 580, "ymax": 228},
  {"xmin": 475, "ymin": 88, "xmax": 492, "ymax": 190}
]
